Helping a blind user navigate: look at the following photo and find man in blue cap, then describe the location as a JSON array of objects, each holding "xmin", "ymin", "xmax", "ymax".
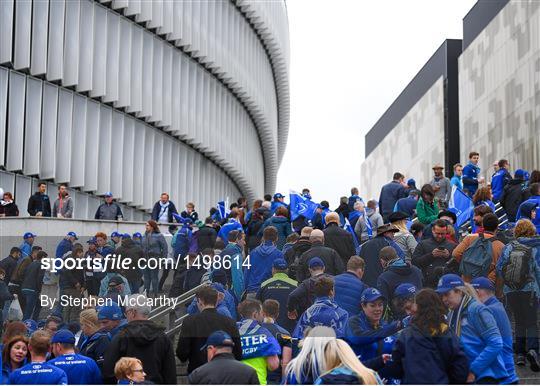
[
  {"xmin": 48, "ymin": 329, "xmax": 102, "ymax": 384},
  {"xmin": 392, "ymin": 283, "xmax": 417, "ymax": 319},
  {"xmin": 257, "ymin": 258, "xmax": 297, "ymax": 332},
  {"xmin": 108, "ymin": 231, "xmax": 122, "ymax": 250},
  {"xmin": 84, "ymin": 238, "xmax": 104, "ymax": 296},
  {"xmin": 188, "ymin": 331, "xmax": 259, "ymax": 384},
  {"xmin": 55, "ymin": 232, "xmax": 78, "ymax": 260},
  {"xmin": 132, "ymin": 232, "xmax": 143, "ymax": 246},
  {"xmin": 271, "ymin": 193, "xmax": 287, "ymax": 214},
  {"xmin": 98, "ymin": 302, "xmax": 127, "ymax": 338},
  {"xmin": 94, "ymin": 192, "xmax": 123, "ymax": 220},
  {"xmin": 20, "ymin": 232, "xmax": 36, "ymax": 258},
  {"xmin": 9, "ymin": 330, "xmax": 67, "ymax": 385},
  {"xmin": 472, "ymin": 277, "xmax": 521, "ymax": 381}
]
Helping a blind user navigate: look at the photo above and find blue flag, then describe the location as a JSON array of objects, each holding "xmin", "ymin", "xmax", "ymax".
[
  {"xmin": 217, "ymin": 200, "xmax": 229, "ymax": 220},
  {"xmin": 237, "ymin": 319, "xmax": 281, "ymax": 359},
  {"xmin": 289, "ymin": 191, "xmax": 318, "ymax": 221},
  {"xmin": 448, "ymin": 186, "xmax": 474, "ymax": 227},
  {"xmin": 343, "ymin": 218, "xmax": 360, "ymax": 251},
  {"xmin": 364, "ymin": 213, "xmax": 373, "ymax": 239}
]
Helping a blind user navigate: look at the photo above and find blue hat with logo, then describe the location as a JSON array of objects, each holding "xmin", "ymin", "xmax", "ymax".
[
  {"xmin": 104, "ymin": 192, "xmax": 113, "ymax": 197},
  {"xmin": 471, "ymin": 277, "xmax": 495, "ymax": 292},
  {"xmin": 111, "ymin": 231, "xmax": 121, "ymax": 238},
  {"xmin": 200, "ymin": 330, "xmax": 235, "ymax": 350},
  {"xmin": 67, "ymin": 231, "xmax": 78, "ymax": 240},
  {"xmin": 23, "ymin": 232, "xmax": 36, "ymax": 239},
  {"xmin": 436, "ymin": 274, "xmax": 464, "ymax": 294},
  {"xmin": 97, "ymin": 302, "xmax": 124, "ymax": 321},
  {"xmin": 86, "ymin": 237, "xmax": 97, "ymax": 245},
  {"xmin": 121, "ymin": 233, "xmax": 131, "ymax": 239},
  {"xmin": 23, "ymin": 319, "xmax": 38, "ymax": 334},
  {"xmin": 273, "ymin": 258, "xmax": 288, "ymax": 270},
  {"xmin": 51, "ymin": 329, "xmax": 76, "ymax": 344},
  {"xmin": 308, "ymin": 257, "xmax": 325, "ymax": 269},
  {"xmin": 133, "ymin": 232, "xmax": 142, "ymax": 238},
  {"xmin": 361, "ymin": 287, "xmax": 385, "ymax": 303},
  {"xmin": 273, "ymin": 193, "xmax": 284, "ymax": 199},
  {"xmin": 407, "ymin": 178, "xmax": 416, "ymax": 186},
  {"xmin": 515, "ymin": 169, "xmax": 527, "ymax": 180},
  {"xmin": 393, "ymin": 283, "xmax": 417, "ymax": 299}
]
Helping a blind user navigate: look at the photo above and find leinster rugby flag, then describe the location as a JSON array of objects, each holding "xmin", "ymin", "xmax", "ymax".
[
  {"xmin": 237, "ymin": 319, "xmax": 281, "ymax": 359},
  {"xmin": 289, "ymin": 191, "xmax": 318, "ymax": 221},
  {"xmin": 448, "ymin": 186, "xmax": 474, "ymax": 227}
]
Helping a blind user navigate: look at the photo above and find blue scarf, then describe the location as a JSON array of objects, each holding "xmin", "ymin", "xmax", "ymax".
[{"xmin": 236, "ymin": 319, "xmax": 281, "ymax": 359}]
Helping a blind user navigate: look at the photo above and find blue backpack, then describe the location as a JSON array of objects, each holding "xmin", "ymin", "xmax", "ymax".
[{"xmin": 459, "ymin": 234, "xmax": 494, "ymax": 279}]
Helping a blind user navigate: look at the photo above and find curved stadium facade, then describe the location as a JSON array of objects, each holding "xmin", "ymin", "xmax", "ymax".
[{"xmin": 0, "ymin": 0, "xmax": 289, "ymax": 221}]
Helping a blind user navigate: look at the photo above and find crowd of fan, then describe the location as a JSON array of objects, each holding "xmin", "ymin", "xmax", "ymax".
[{"xmin": 0, "ymin": 151, "xmax": 540, "ymax": 385}]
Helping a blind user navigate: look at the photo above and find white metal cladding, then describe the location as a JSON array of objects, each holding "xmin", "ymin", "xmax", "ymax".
[{"xmin": 0, "ymin": 0, "xmax": 287, "ymax": 220}]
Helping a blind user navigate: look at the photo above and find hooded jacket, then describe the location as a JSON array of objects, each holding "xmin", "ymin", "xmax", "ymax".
[
  {"xmin": 517, "ymin": 196, "xmax": 540, "ymax": 233},
  {"xmin": 448, "ymin": 296, "xmax": 507, "ymax": 382},
  {"xmin": 496, "ymin": 236, "xmax": 540, "ymax": 297},
  {"xmin": 292, "ymin": 296, "xmax": 349, "ymax": 339},
  {"xmin": 244, "ymin": 241, "xmax": 284, "ymax": 292},
  {"xmin": 259, "ymin": 216, "xmax": 292, "ymax": 250},
  {"xmin": 103, "ymin": 320, "xmax": 177, "ymax": 384},
  {"xmin": 500, "ymin": 178, "xmax": 528, "ymax": 222},
  {"xmin": 52, "ymin": 194, "xmax": 74, "ymax": 218},
  {"xmin": 333, "ymin": 271, "xmax": 366, "ymax": 316},
  {"xmin": 77, "ymin": 331, "xmax": 110, "ymax": 371},
  {"xmin": 376, "ymin": 260, "xmax": 423, "ymax": 303},
  {"xmin": 219, "ymin": 242, "xmax": 245, "ymax": 299},
  {"xmin": 394, "ymin": 196, "xmax": 417, "ymax": 218}
]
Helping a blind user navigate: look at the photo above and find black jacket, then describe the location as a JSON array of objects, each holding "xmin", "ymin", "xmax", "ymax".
[
  {"xmin": 376, "ymin": 263, "xmax": 423, "ymax": 303},
  {"xmin": 0, "ymin": 201, "xmax": 19, "ymax": 216},
  {"xmin": 284, "ymin": 238, "xmax": 311, "ymax": 280},
  {"xmin": 323, "ymin": 223, "xmax": 356, "ymax": 265},
  {"xmin": 27, "ymin": 191, "xmax": 51, "ymax": 217},
  {"xmin": 58, "ymin": 254, "xmax": 85, "ymax": 290},
  {"xmin": 246, "ymin": 218, "xmax": 264, "ymax": 251},
  {"xmin": 287, "ymin": 273, "xmax": 334, "ymax": 317},
  {"xmin": 21, "ymin": 260, "xmax": 45, "ymax": 292},
  {"xmin": 297, "ymin": 242, "xmax": 344, "ymax": 282},
  {"xmin": 500, "ymin": 178, "xmax": 528, "ymax": 222},
  {"xmin": 358, "ymin": 237, "xmax": 393, "ymax": 288},
  {"xmin": 114, "ymin": 238, "xmax": 144, "ymax": 283},
  {"xmin": 0, "ymin": 255, "xmax": 20, "ymax": 283},
  {"xmin": 103, "ymin": 320, "xmax": 176, "ymax": 384},
  {"xmin": 412, "ymin": 238, "xmax": 457, "ymax": 288},
  {"xmin": 188, "ymin": 352, "xmax": 259, "ymax": 385},
  {"xmin": 197, "ymin": 227, "xmax": 217, "ymax": 252},
  {"xmin": 151, "ymin": 201, "xmax": 179, "ymax": 223},
  {"xmin": 177, "ymin": 308, "xmax": 242, "ymax": 374}
]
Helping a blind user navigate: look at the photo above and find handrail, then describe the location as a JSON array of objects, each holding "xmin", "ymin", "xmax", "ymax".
[
  {"xmin": 149, "ymin": 281, "xmax": 209, "ymax": 319},
  {"xmin": 166, "ymin": 314, "xmax": 190, "ymax": 338}
]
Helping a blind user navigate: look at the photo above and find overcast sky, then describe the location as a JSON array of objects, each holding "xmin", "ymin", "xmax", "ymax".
[{"xmin": 276, "ymin": 0, "xmax": 476, "ymax": 208}]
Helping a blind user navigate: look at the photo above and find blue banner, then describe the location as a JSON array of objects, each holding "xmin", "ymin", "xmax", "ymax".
[
  {"xmin": 448, "ymin": 186, "xmax": 474, "ymax": 227},
  {"xmin": 217, "ymin": 200, "xmax": 229, "ymax": 220},
  {"xmin": 237, "ymin": 319, "xmax": 281, "ymax": 359},
  {"xmin": 343, "ymin": 218, "xmax": 360, "ymax": 250},
  {"xmin": 289, "ymin": 191, "xmax": 318, "ymax": 221}
]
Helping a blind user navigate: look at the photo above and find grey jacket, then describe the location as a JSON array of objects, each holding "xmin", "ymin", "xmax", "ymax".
[
  {"xmin": 354, "ymin": 209, "xmax": 384, "ymax": 243},
  {"xmin": 142, "ymin": 231, "xmax": 168, "ymax": 258},
  {"xmin": 52, "ymin": 195, "xmax": 74, "ymax": 218},
  {"xmin": 94, "ymin": 202, "xmax": 123, "ymax": 220},
  {"xmin": 394, "ymin": 231, "xmax": 418, "ymax": 262},
  {"xmin": 430, "ymin": 176, "xmax": 451, "ymax": 206}
]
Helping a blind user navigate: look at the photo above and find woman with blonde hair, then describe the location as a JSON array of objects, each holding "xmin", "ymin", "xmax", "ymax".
[
  {"xmin": 388, "ymin": 212, "xmax": 417, "ymax": 261},
  {"xmin": 283, "ymin": 326, "xmax": 335, "ymax": 384},
  {"xmin": 114, "ymin": 357, "xmax": 148, "ymax": 384},
  {"xmin": 78, "ymin": 308, "xmax": 110, "ymax": 371},
  {"xmin": 315, "ymin": 339, "xmax": 381, "ymax": 385}
]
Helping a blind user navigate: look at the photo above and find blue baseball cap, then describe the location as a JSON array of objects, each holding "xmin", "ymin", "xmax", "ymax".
[
  {"xmin": 273, "ymin": 193, "xmax": 284, "ymax": 199},
  {"xmin": 407, "ymin": 178, "xmax": 416, "ymax": 186},
  {"xmin": 23, "ymin": 319, "xmax": 38, "ymax": 334},
  {"xmin": 97, "ymin": 302, "xmax": 124, "ymax": 321},
  {"xmin": 361, "ymin": 287, "xmax": 385, "ymax": 303},
  {"xmin": 515, "ymin": 169, "xmax": 527, "ymax": 180},
  {"xmin": 51, "ymin": 329, "xmax": 76, "ymax": 344},
  {"xmin": 86, "ymin": 237, "xmax": 97, "ymax": 245},
  {"xmin": 67, "ymin": 231, "xmax": 78, "ymax": 239},
  {"xmin": 200, "ymin": 330, "xmax": 235, "ymax": 350},
  {"xmin": 471, "ymin": 277, "xmax": 495, "ymax": 292},
  {"xmin": 133, "ymin": 232, "xmax": 142, "ymax": 238},
  {"xmin": 23, "ymin": 232, "xmax": 36, "ymax": 239},
  {"xmin": 111, "ymin": 231, "xmax": 121, "ymax": 238},
  {"xmin": 121, "ymin": 233, "xmax": 131, "ymax": 239},
  {"xmin": 104, "ymin": 192, "xmax": 113, "ymax": 197},
  {"xmin": 393, "ymin": 283, "xmax": 417, "ymax": 299},
  {"xmin": 273, "ymin": 258, "xmax": 288, "ymax": 270},
  {"xmin": 436, "ymin": 274, "xmax": 464, "ymax": 294},
  {"xmin": 309, "ymin": 257, "xmax": 325, "ymax": 269}
]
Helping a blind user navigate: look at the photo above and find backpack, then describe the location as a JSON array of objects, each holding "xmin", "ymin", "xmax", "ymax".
[
  {"xmin": 502, "ymin": 241, "xmax": 533, "ymax": 290},
  {"xmin": 459, "ymin": 234, "xmax": 494, "ymax": 279}
]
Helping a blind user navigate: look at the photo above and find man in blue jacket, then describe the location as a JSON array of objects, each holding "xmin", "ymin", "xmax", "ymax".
[
  {"xmin": 97, "ymin": 302, "xmax": 127, "ymax": 339},
  {"xmin": 379, "ymin": 172, "xmax": 407, "ymax": 222},
  {"xmin": 271, "ymin": 193, "xmax": 288, "ymax": 214},
  {"xmin": 293, "ymin": 276, "xmax": 348, "ymax": 339},
  {"xmin": 55, "ymin": 232, "xmax": 78, "ymax": 259},
  {"xmin": 48, "ymin": 329, "xmax": 102, "ymax": 384},
  {"xmin": 491, "ymin": 160, "xmax": 512, "ymax": 203},
  {"xmin": 463, "ymin": 151, "xmax": 484, "ymax": 197},
  {"xmin": 472, "ymin": 277, "xmax": 520, "ymax": 382},
  {"xmin": 333, "ymin": 256, "xmax": 366, "ymax": 316},
  {"xmin": 9, "ymin": 330, "xmax": 68, "ymax": 385},
  {"xmin": 19, "ymin": 232, "xmax": 36, "ymax": 259},
  {"xmin": 517, "ymin": 182, "xmax": 540, "ymax": 234},
  {"xmin": 394, "ymin": 190, "xmax": 419, "ymax": 218},
  {"xmin": 245, "ymin": 226, "xmax": 284, "ymax": 296}
]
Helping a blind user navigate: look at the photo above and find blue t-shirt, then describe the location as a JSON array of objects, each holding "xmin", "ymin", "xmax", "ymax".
[
  {"xmin": 48, "ymin": 353, "xmax": 102, "ymax": 385},
  {"xmin": 9, "ymin": 362, "xmax": 68, "ymax": 385}
]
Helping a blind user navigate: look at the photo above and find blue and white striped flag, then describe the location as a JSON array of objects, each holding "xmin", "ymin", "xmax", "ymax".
[
  {"xmin": 343, "ymin": 218, "xmax": 360, "ymax": 251},
  {"xmin": 217, "ymin": 200, "xmax": 230, "ymax": 220}
]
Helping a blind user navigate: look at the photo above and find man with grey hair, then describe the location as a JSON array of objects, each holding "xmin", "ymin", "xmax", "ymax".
[
  {"xmin": 297, "ymin": 229, "xmax": 344, "ymax": 281},
  {"xmin": 103, "ymin": 294, "xmax": 177, "ymax": 384}
]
